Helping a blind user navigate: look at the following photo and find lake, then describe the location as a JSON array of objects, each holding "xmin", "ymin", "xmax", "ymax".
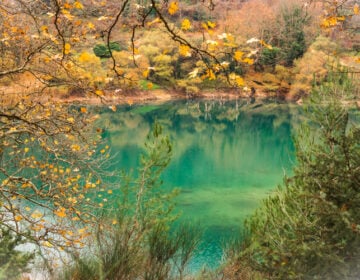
[{"xmin": 96, "ymin": 99, "xmax": 300, "ymax": 271}]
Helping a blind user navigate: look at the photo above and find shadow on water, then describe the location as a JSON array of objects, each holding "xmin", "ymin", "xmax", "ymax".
[{"xmin": 96, "ymin": 99, "xmax": 301, "ymax": 271}]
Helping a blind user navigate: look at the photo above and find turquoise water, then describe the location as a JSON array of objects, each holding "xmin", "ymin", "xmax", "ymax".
[{"xmin": 97, "ymin": 99, "xmax": 300, "ymax": 271}]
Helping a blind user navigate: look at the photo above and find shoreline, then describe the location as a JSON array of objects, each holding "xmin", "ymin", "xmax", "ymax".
[{"xmin": 55, "ymin": 88, "xmax": 292, "ymax": 106}]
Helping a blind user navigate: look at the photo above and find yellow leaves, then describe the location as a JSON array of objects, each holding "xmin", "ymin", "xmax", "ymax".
[
  {"xmin": 74, "ymin": 1, "xmax": 84, "ymax": 9},
  {"xmin": 234, "ymin": 51, "xmax": 244, "ymax": 62},
  {"xmin": 260, "ymin": 40, "xmax": 272, "ymax": 50},
  {"xmin": 54, "ymin": 207, "xmax": 67, "ymax": 218},
  {"xmin": 202, "ymin": 21, "xmax": 216, "ymax": 33},
  {"xmin": 22, "ymin": 182, "xmax": 31, "ymax": 189},
  {"xmin": 95, "ymin": 90, "xmax": 104, "ymax": 96},
  {"xmin": 181, "ymin": 18, "xmax": 191, "ymax": 31},
  {"xmin": 142, "ymin": 69, "xmax": 150, "ymax": 78},
  {"xmin": 168, "ymin": 1, "xmax": 179, "ymax": 15},
  {"xmin": 71, "ymin": 144, "xmax": 81, "ymax": 151},
  {"xmin": 87, "ymin": 22, "xmax": 95, "ymax": 30},
  {"xmin": 78, "ymin": 52, "xmax": 93, "ymax": 63},
  {"xmin": 321, "ymin": 16, "xmax": 346, "ymax": 28},
  {"xmin": 43, "ymin": 57, "xmax": 51, "ymax": 63},
  {"xmin": 107, "ymin": 189, "xmax": 113, "ymax": 194},
  {"xmin": 78, "ymin": 228, "xmax": 86, "ymax": 234},
  {"xmin": 147, "ymin": 17, "xmax": 161, "ymax": 27},
  {"xmin": 354, "ymin": 4, "xmax": 359, "ymax": 15},
  {"xmin": 179, "ymin": 44, "xmax": 191, "ymax": 57},
  {"xmin": 67, "ymin": 117, "xmax": 75, "ymax": 123},
  {"xmin": 31, "ymin": 211, "xmax": 44, "ymax": 219},
  {"xmin": 63, "ymin": 2, "xmax": 72, "ymax": 9},
  {"xmin": 112, "ymin": 219, "xmax": 117, "ymax": 225},
  {"xmin": 207, "ymin": 21, "xmax": 216, "ymax": 29},
  {"xmin": 234, "ymin": 51, "xmax": 255, "ymax": 65},
  {"xmin": 242, "ymin": 57, "xmax": 254, "ymax": 65},
  {"xmin": 206, "ymin": 69, "xmax": 216, "ymax": 81},
  {"xmin": 64, "ymin": 43, "xmax": 71, "ymax": 55},
  {"xmin": 14, "ymin": 215, "xmax": 23, "ymax": 222},
  {"xmin": 235, "ymin": 76, "xmax": 245, "ymax": 87},
  {"xmin": 24, "ymin": 147, "xmax": 29, "ymax": 153},
  {"xmin": 43, "ymin": 241, "xmax": 53, "ymax": 248},
  {"xmin": 229, "ymin": 73, "xmax": 245, "ymax": 87},
  {"xmin": 68, "ymin": 197, "xmax": 78, "ymax": 204}
]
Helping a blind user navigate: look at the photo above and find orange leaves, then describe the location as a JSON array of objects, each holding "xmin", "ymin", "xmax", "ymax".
[
  {"xmin": 63, "ymin": 1, "xmax": 83, "ymax": 10},
  {"xmin": 168, "ymin": 1, "xmax": 179, "ymax": 15},
  {"xmin": 109, "ymin": 105, "xmax": 117, "ymax": 112},
  {"xmin": 147, "ymin": 82, "xmax": 153, "ymax": 89},
  {"xmin": 54, "ymin": 207, "xmax": 67, "ymax": 218},
  {"xmin": 63, "ymin": 2, "xmax": 72, "ymax": 9},
  {"xmin": 80, "ymin": 107, "xmax": 87, "ymax": 113},
  {"xmin": 181, "ymin": 19, "xmax": 191, "ymax": 31}
]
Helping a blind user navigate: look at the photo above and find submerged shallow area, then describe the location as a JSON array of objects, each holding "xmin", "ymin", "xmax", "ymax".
[{"xmin": 96, "ymin": 99, "xmax": 301, "ymax": 271}]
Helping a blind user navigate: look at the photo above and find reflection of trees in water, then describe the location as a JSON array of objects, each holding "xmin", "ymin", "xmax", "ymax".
[{"xmin": 95, "ymin": 101, "xmax": 298, "ymax": 184}]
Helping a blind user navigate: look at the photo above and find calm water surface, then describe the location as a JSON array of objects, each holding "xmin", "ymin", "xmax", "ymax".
[{"xmin": 97, "ymin": 99, "xmax": 300, "ymax": 271}]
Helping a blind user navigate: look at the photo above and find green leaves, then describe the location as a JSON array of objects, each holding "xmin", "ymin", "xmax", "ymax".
[
  {"xmin": 234, "ymin": 71, "xmax": 360, "ymax": 279},
  {"xmin": 0, "ymin": 228, "xmax": 34, "ymax": 280},
  {"xmin": 93, "ymin": 42, "xmax": 121, "ymax": 58}
]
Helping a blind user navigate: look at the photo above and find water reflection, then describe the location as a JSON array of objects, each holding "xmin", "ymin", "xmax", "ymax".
[{"xmin": 96, "ymin": 99, "xmax": 300, "ymax": 270}]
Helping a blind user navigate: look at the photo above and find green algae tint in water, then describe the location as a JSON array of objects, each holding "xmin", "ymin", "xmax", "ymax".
[{"xmin": 98, "ymin": 99, "xmax": 299, "ymax": 271}]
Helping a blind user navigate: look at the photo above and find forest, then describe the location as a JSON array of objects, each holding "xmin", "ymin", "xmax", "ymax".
[{"xmin": 0, "ymin": 0, "xmax": 359, "ymax": 279}]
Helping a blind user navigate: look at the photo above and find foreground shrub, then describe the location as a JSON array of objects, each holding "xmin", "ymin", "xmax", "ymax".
[
  {"xmin": 0, "ymin": 227, "xmax": 34, "ymax": 280},
  {"xmin": 57, "ymin": 124, "xmax": 202, "ymax": 280},
  {"xmin": 227, "ymin": 71, "xmax": 360, "ymax": 279}
]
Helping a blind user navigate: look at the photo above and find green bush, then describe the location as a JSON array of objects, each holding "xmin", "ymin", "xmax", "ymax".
[
  {"xmin": 58, "ymin": 124, "xmax": 202, "ymax": 280},
  {"xmin": 229, "ymin": 71, "xmax": 360, "ymax": 279},
  {"xmin": 0, "ymin": 228, "xmax": 34, "ymax": 280},
  {"xmin": 259, "ymin": 47, "xmax": 280, "ymax": 70},
  {"xmin": 93, "ymin": 42, "xmax": 121, "ymax": 58}
]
